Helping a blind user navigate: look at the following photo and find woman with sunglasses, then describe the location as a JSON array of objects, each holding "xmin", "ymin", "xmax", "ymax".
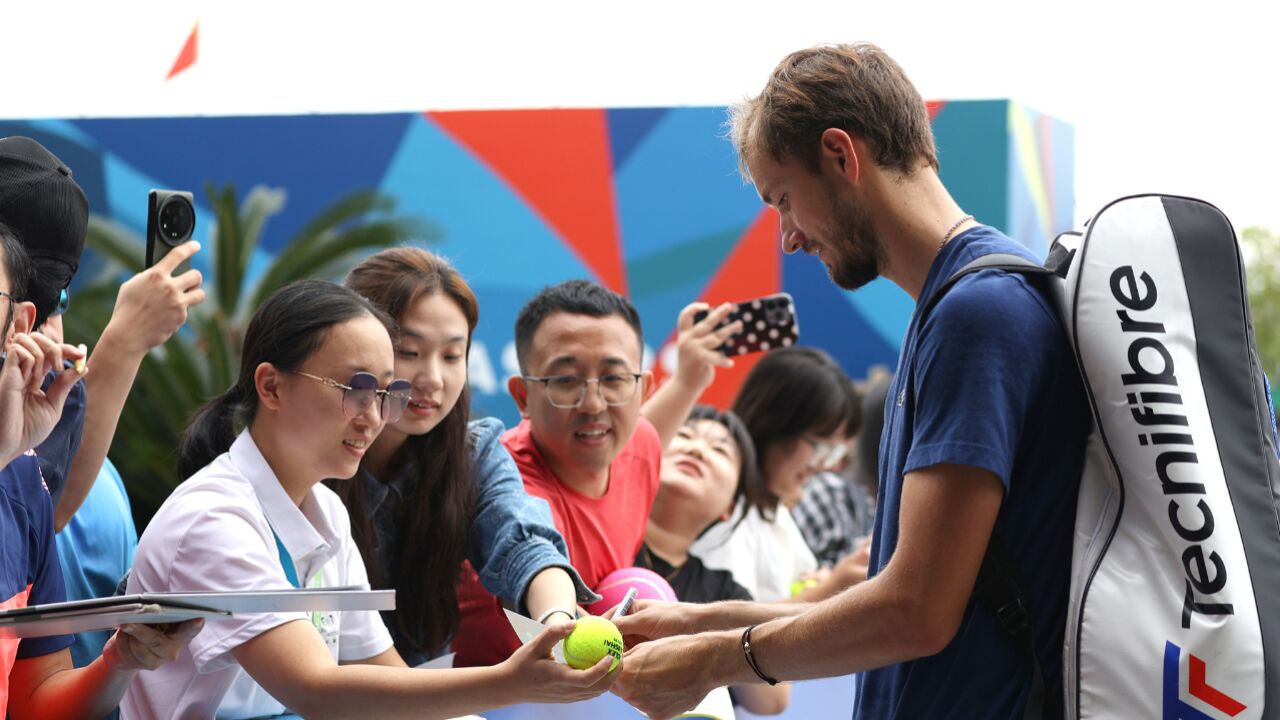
[
  {"xmin": 122, "ymin": 280, "xmax": 615, "ymax": 720},
  {"xmin": 332, "ymin": 248, "xmax": 592, "ymax": 668},
  {"xmin": 690, "ymin": 346, "xmax": 863, "ymax": 602}
]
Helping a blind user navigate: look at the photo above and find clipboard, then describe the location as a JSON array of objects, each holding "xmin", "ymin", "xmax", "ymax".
[{"xmin": 0, "ymin": 587, "xmax": 395, "ymax": 639}]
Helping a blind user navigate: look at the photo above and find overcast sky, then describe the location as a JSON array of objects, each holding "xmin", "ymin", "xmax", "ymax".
[{"xmin": 3, "ymin": 1, "xmax": 1275, "ymax": 231}]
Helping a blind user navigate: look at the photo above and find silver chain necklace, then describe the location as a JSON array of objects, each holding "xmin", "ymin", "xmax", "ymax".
[{"xmin": 939, "ymin": 214, "xmax": 975, "ymax": 250}]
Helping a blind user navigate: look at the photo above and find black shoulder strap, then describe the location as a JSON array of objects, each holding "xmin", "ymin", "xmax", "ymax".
[
  {"xmin": 918, "ymin": 253, "xmax": 1052, "ymax": 322},
  {"xmin": 915, "ymin": 252, "xmax": 1059, "ymax": 720},
  {"xmin": 973, "ymin": 536, "xmax": 1057, "ymax": 720}
]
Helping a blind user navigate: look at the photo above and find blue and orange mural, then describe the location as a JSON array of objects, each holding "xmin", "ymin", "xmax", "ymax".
[{"xmin": 0, "ymin": 101, "xmax": 1072, "ymax": 425}]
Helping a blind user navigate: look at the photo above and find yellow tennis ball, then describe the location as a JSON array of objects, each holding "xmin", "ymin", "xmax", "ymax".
[{"xmin": 563, "ymin": 616, "xmax": 624, "ymax": 671}]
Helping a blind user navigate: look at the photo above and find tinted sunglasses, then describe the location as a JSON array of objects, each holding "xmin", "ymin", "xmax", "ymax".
[{"xmin": 294, "ymin": 371, "xmax": 412, "ymax": 422}]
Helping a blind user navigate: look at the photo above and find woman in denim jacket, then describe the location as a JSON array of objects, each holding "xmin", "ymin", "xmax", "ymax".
[{"xmin": 328, "ymin": 248, "xmax": 595, "ymax": 667}]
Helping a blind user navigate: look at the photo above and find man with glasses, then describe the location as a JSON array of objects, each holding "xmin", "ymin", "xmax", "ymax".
[
  {"xmin": 453, "ymin": 280, "xmax": 658, "ymax": 666},
  {"xmin": 454, "ymin": 279, "xmax": 739, "ymax": 666},
  {"xmin": 500, "ymin": 280, "xmax": 660, "ymax": 596}
]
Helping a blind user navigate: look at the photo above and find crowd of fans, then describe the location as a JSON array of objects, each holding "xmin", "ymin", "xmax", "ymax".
[
  {"xmin": 3, "ymin": 39, "xmax": 1070, "ymax": 720},
  {"xmin": 0, "ymin": 135, "xmax": 879, "ymax": 719}
]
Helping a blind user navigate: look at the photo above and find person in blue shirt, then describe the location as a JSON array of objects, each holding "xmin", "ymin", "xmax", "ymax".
[
  {"xmin": 56, "ymin": 457, "xmax": 137, "ymax": 667},
  {"xmin": 612, "ymin": 42, "xmax": 1090, "ymax": 720},
  {"xmin": 0, "ymin": 223, "xmax": 197, "ymax": 720},
  {"xmin": 332, "ymin": 247, "xmax": 596, "ymax": 667}
]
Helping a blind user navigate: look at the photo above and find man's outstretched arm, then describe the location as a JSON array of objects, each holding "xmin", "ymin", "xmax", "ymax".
[{"xmin": 615, "ymin": 463, "xmax": 1004, "ymax": 719}]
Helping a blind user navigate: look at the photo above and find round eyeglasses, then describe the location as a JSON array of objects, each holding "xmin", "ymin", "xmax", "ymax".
[
  {"xmin": 521, "ymin": 373, "xmax": 643, "ymax": 409},
  {"xmin": 294, "ymin": 371, "xmax": 412, "ymax": 422}
]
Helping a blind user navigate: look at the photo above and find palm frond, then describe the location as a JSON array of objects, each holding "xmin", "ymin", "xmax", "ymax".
[
  {"xmin": 244, "ymin": 215, "xmax": 434, "ymax": 315},
  {"xmin": 288, "ymin": 190, "xmax": 395, "ymax": 248},
  {"xmin": 208, "ymin": 183, "xmax": 246, "ymax": 318},
  {"xmin": 85, "ymin": 217, "xmax": 147, "ymax": 276}
]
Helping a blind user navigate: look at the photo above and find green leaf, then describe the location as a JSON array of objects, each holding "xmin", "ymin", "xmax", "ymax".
[
  {"xmin": 85, "ymin": 217, "xmax": 146, "ymax": 275},
  {"xmin": 208, "ymin": 183, "xmax": 246, "ymax": 317}
]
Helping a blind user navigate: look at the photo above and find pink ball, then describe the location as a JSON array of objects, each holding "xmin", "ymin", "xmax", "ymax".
[{"xmin": 587, "ymin": 567, "xmax": 678, "ymax": 616}]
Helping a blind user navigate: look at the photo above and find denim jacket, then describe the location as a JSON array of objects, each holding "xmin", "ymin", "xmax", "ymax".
[{"xmin": 359, "ymin": 417, "xmax": 596, "ymax": 663}]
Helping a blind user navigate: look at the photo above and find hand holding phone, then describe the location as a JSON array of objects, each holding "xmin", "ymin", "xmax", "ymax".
[
  {"xmin": 692, "ymin": 293, "xmax": 799, "ymax": 356},
  {"xmin": 145, "ymin": 190, "xmax": 196, "ymax": 275}
]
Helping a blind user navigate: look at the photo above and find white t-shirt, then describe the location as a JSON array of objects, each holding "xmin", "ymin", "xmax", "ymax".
[
  {"xmin": 690, "ymin": 498, "xmax": 819, "ymax": 602},
  {"xmin": 121, "ymin": 432, "xmax": 393, "ymax": 720}
]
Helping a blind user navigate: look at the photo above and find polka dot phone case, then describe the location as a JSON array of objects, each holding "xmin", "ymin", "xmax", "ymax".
[{"xmin": 694, "ymin": 293, "xmax": 799, "ymax": 356}]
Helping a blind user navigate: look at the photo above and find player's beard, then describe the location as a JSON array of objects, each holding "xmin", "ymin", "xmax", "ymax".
[{"xmin": 825, "ymin": 185, "xmax": 885, "ymax": 291}]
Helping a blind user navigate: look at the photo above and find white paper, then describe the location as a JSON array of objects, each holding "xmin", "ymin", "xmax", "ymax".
[
  {"xmin": 674, "ymin": 687, "xmax": 736, "ymax": 719},
  {"xmin": 503, "ymin": 608, "xmax": 565, "ymax": 663}
]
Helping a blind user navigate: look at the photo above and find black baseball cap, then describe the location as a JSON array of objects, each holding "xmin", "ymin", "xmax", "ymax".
[{"xmin": 0, "ymin": 136, "xmax": 89, "ymax": 326}]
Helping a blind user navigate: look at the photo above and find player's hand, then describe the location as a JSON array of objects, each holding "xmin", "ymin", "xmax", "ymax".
[
  {"xmin": 103, "ymin": 618, "xmax": 204, "ymax": 672},
  {"xmin": 105, "ymin": 240, "xmax": 205, "ymax": 356},
  {"xmin": 0, "ymin": 332, "xmax": 85, "ymax": 462},
  {"xmin": 611, "ymin": 599, "xmax": 708, "ymax": 647},
  {"xmin": 615, "ymin": 632, "xmax": 722, "ymax": 720},
  {"xmin": 671, "ymin": 302, "xmax": 742, "ymax": 393},
  {"xmin": 498, "ymin": 619, "xmax": 618, "ymax": 704}
]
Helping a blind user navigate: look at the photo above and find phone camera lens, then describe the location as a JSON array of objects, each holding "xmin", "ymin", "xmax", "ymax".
[
  {"xmin": 158, "ymin": 196, "xmax": 195, "ymax": 244},
  {"xmin": 767, "ymin": 308, "xmax": 789, "ymax": 325}
]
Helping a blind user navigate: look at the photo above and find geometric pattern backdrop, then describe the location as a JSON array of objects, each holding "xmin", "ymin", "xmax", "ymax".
[{"xmin": 0, "ymin": 100, "xmax": 1072, "ymax": 427}]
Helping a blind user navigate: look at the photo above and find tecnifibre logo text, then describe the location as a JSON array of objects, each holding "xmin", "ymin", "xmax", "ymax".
[{"xmin": 1111, "ymin": 265, "xmax": 1234, "ymax": 629}]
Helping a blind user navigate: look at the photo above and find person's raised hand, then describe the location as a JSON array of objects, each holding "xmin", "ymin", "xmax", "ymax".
[
  {"xmin": 0, "ymin": 332, "xmax": 85, "ymax": 463},
  {"xmin": 106, "ymin": 240, "xmax": 206, "ymax": 356},
  {"xmin": 670, "ymin": 302, "xmax": 742, "ymax": 394},
  {"xmin": 497, "ymin": 619, "xmax": 618, "ymax": 704}
]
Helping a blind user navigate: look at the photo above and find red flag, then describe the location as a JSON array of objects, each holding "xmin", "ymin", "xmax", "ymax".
[{"xmin": 166, "ymin": 23, "xmax": 198, "ymax": 80}]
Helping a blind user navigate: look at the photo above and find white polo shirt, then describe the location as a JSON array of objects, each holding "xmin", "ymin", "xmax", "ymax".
[
  {"xmin": 691, "ymin": 498, "xmax": 819, "ymax": 602},
  {"xmin": 120, "ymin": 431, "xmax": 393, "ymax": 720}
]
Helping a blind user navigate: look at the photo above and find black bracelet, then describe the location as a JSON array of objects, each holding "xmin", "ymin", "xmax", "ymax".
[{"xmin": 741, "ymin": 624, "xmax": 780, "ymax": 686}]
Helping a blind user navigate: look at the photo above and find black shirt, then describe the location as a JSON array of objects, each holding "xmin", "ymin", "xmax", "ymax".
[{"xmin": 635, "ymin": 544, "xmax": 753, "ymax": 604}]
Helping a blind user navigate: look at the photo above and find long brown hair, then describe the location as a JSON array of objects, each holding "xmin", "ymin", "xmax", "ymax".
[{"xmin": 331, "ymin": 247, "xmax": 479, "ymax": 659}]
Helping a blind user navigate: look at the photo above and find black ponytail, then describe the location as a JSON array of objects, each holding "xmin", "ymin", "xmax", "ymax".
[
  {"xmin": 177, "ymin": 280, "xmax": 394, "ymax": 480},
  {"xmin": 178, "ymin": 383, "xmax": 250, "ymax": 479}
]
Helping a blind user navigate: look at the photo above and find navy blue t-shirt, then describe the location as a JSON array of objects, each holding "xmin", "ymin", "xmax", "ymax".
[
  {"xmin": 855, "ymin": 226, "xmax": 1090, "ymax": 719},
  {"xmin": 36, "ymin": 371, "xmax": 86, "ymax": 504},
  {"xmin": 2, "ymin": 454, "xmax": 75, "ymax": 654}
]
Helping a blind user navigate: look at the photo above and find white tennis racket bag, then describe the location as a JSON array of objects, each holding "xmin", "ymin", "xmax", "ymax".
[
  {"xmin": 945, "ymin": 194, "xmax": 1279, "ymax": 719},
  {"xmin": 1058, "ymin": 195, "xmax": 1279, "ymax": 719}
]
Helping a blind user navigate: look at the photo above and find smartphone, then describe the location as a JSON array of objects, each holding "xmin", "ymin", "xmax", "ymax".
[
  {"xmin": 145, "ymin": 190, "xmax": 196, "ymax": 275},
  {"xmin": 693, "ymin": 292, "xmax": 799, "ymax": 356}
]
